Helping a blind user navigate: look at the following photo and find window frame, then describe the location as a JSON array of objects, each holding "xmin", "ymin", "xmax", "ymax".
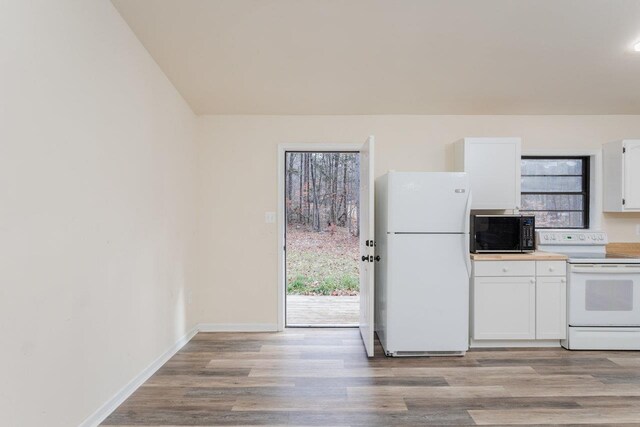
[{"xmin": 521, "ymin": 155, "xmax": 590, "ymax": 230}]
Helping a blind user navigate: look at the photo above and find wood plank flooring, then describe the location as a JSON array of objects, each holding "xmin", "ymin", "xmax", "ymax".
[
  {"xmin": 102, "ymin": 328, "xmax": 640, "ymax": 426},
  {"xmin": 286, "ymin": 296, "xmax": 358, "ymax": 325}
]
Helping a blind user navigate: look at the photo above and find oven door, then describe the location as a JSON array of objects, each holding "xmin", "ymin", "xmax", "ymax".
[{"xmin": 569, "ymin": 264, "xmax": 640, "ymax": 326}]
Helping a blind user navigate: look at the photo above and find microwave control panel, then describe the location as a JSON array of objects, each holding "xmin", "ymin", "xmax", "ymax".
[{"xmin": 522, "ymin": 217, "xmax": 535, "ymax": 249}]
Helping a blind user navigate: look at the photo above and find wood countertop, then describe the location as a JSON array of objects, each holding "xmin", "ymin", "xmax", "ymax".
[
  {"xmin": 470, "ymin": 251, "xmax": 567, "ymax": 261},
  {"xmin": 606, "ymin": 242, "xmax": 640, "ymax": 257}
]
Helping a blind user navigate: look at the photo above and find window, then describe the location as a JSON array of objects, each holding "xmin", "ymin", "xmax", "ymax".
[{"xmin": 520, "ymin": 157, "xmax": 589, "ymax": 229}]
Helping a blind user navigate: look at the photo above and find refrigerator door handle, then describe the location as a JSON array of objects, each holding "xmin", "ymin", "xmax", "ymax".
[
  {"xmin": 463, "ymin": 191, "xmax": 472, "ymax": 277},
  {"xmin": 463, "ymin": 234, "xmax": 471, "ymax": 277},
  {"xmin": 464, "ymin": 191, "xmax": 472, "ymax": 235}
]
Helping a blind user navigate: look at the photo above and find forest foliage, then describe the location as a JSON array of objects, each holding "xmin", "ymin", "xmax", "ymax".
[
  {"xmin": 285, "ymin": 152, "xmax": 360, "ymax": 296},
  {"xmin": 285, "ymin": 152, "xmax": 360, "ymax": 235}
]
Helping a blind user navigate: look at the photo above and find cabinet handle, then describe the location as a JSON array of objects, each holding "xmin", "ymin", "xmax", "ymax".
[
  {"xmin": 549, "ymin": 267, "xmax": 554, "ymax": 272},
  {"xmin": 561, "ymin": 278, "xmax": 566, "ymax": 283},
  {"xmin": 502, "ymin": 267, "xmax": 508, "ymax": 272},
  {"xmin": 530, "ymin": 279, "xmax": 535, "ymax": 284}
]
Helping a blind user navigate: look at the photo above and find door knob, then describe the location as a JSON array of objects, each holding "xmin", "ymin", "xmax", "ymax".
[
  {"xmin": 375, "ymin": 256, "xmax": 381, "ymax": 262},
  {"xmin": 362, "ymin": 256, "xmax": 368, "ymax": 262}
]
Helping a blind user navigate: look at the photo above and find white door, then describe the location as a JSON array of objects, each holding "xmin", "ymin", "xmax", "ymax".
[
  {"xmin": 359, "ymin": 136, "xmax": 375, "ymax": 357},
  {"xmin": 387, "ymin": 172, "xmax": 470, "ymax": 233},
  {"xmin": 623, "ymin": 141, "xmax": 640, "ymax": 209}
]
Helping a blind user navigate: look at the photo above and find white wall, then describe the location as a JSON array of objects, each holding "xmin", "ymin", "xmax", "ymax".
[
  {"xmin": 0, "ymin": 1, "xmax": 198, "ymax": 426},
  {"xmin": 4, "ymin": 2, "xmax": 640, "ymax": 424},
  {"xmin": 195, "ymin": 115, "xmax": 640, "ymax": 327}
]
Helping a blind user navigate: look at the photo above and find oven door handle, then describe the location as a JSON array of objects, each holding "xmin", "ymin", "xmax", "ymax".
[{"xmin": 571, "ymin": 266, "xmax": 640, "ymax": 274}]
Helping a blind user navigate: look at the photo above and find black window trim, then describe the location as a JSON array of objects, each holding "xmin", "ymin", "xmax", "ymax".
[{"xmin": 521, "ymin": 155, "xmax": 590, "ymax": 230}]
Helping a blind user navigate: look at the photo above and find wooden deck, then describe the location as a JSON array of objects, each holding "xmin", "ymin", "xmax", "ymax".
[
  {"xmin": 287, "ymin": 295, "xmax": 359, "ymax": 326},
  {"xmin": 102, "ymin": 328, "xmax": 640, "ymax": 426}
]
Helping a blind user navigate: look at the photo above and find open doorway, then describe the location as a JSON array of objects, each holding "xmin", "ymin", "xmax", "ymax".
[{"xmin": 285, "ymin": 151, "xmax": 360, "ymax": 327}]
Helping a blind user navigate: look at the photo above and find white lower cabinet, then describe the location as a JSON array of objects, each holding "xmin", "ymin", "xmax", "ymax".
[
  {"xmin": 471, "ymin": 260, "xmax": 567, "ymax": 345},
  {"xmin": 536, "ymin": 277, "xmax": 567, "ymax": 339},
  {"xmin": 473, "ymin": 276, "xmax": 536, "ymax": 340}
]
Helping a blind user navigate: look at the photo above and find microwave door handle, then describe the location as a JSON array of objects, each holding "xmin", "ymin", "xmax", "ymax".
[{"xmin": 463, "ymin": 192, "xmax": 472, "ymax": 277}]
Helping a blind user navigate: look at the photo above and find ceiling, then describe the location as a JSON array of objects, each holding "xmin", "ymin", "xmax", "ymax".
[{"xmin": 111, "ymin": 0, "xmax": 640, "ymax": 115}]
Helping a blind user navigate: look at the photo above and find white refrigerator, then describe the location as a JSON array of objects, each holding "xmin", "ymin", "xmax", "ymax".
[{"xmin": 375, "ymin": 172, "xmax": 471, "ymax": 356}]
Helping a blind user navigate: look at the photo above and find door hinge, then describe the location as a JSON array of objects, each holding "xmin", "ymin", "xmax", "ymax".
[
  {"xmin": 623, "ymin": 147, "xmax": 626, "ymax": 154},
  {"xmin": 623, "ymin": 198, "xmax": 626, "ymax": 205}
]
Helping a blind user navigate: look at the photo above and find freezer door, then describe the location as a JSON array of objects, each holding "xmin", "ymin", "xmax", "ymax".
[
  {"xmin": 388, "ymin": 172, "xmax": 470, "ymax": 233},
  {"xmin": 386, "ymin": 233, "xmax": 470, "ymax": 353}
]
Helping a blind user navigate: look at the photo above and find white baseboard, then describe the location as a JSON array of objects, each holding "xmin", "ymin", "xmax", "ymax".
[
  {"xmin": 197, "ymin": 322, "xmax": 278, "ymax": 332},
  {"xmin": 78, "ymin": 326, "xmax": 198, "ymax": 427},
  {"xmin": 78, "ymin": 322, "xmax": 278, "ymax": 426}
]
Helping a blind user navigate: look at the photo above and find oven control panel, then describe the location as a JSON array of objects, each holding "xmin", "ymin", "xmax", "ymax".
[{"xmin": 536, "ymin": 230, "xmax": 608, "ymax": 245}]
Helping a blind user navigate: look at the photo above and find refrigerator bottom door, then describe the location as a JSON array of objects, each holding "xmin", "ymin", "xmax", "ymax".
[{"xmin": 386, "ymin": 233, "xmax": 469, "ymax": 353}]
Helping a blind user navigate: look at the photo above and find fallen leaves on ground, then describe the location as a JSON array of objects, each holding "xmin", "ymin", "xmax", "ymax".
[{"xmin": 286, "ymin": 226, "xmax": 359, "ymax": 296}]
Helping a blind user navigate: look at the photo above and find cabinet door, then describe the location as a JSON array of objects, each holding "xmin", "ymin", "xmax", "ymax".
[
  {"xmin": 623, "ymin": 141, "xmax": 640, "ymax": 210},
  {"xmin": 473, "ymin": 276, "xmax": 535, "ymax": 340},
  {"xmin": 536, "ymin": 277, "xmax": 567, "ymax": 339},
  {"xmin": 465, "ymin": 138, "xmax": 521, "ymax": 210}
]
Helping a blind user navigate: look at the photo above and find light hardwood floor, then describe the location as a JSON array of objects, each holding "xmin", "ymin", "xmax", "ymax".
[{"xmin": 102, "ymin": 328, "xmax": 640, "ymax": 426}]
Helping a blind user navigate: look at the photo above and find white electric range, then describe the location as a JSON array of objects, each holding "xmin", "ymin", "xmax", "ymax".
[{"xmin": 537, "ymin": 230, "xmax": 640, "ymax": 350}]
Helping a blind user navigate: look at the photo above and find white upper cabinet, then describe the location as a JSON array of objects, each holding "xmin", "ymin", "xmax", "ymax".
[
  {"xmin": 454, "ymin": 137, "xmax": 522, "ymax": 210},
  {"xmin": 603, "ymin": 140, "xmax": 640, "ymax": 212}
]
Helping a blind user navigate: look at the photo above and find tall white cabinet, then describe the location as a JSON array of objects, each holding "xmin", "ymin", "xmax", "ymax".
[
  {"xmin": 454, "ymin": 137, "xmax": 521, "ymax": 210},
  {"xmin": 603, "ymin": 140, "xmax": 640, "ymax": 212}
]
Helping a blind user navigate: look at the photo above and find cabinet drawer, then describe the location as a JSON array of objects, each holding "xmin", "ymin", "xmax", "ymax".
[
  {"xmin": 473, "ymin": 261, "xmax": 535, "ymax": 277},
  {"xmin": 536, "ymin": 261, "xmax": 567, "ymax": 277}
]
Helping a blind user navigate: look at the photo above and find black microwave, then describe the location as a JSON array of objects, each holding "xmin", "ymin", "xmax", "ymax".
[{"xmin": 470, "ymin": 215, "xmax": 535, "ymax": 253}]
